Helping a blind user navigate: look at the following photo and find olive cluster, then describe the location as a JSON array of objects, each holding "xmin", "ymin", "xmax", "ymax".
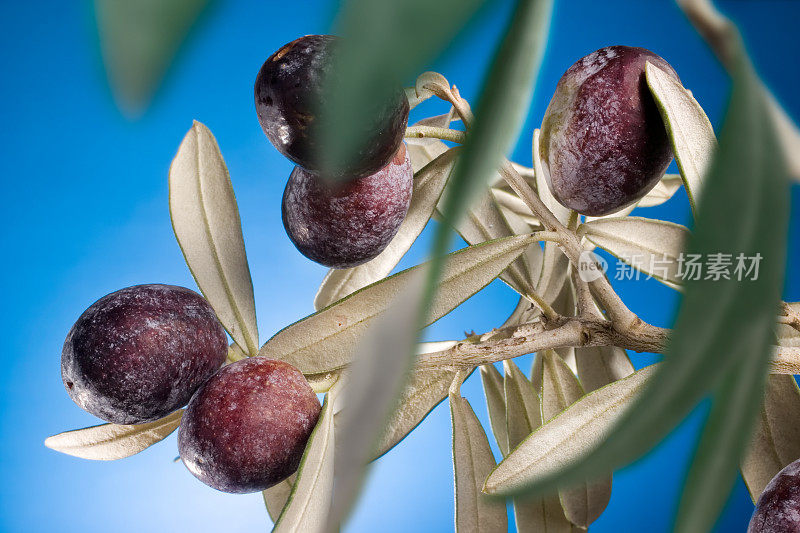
[{"xmin": 255, "ymin": 35, "xmax": 413, "ymax": 268}]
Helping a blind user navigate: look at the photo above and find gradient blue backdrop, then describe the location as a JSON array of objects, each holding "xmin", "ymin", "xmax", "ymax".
[{"xmin": 1, "ymin": 1, "xmax": 799, "ymax": 531}]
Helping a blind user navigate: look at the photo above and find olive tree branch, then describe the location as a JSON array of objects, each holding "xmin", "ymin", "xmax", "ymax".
[
  {"xmin": 405, "ymin": 126, "xmax": 466, "ymax": 144},
  {"xmin": 416, "ymin": 314, "xmax": 668, "ymax": 368}
]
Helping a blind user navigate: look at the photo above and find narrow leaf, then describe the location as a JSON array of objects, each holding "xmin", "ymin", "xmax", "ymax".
[
  {"xmin": 504, "ymin": 359, "xmax": 574, "ymax": 533},
  {"xmin": 260, "ymin": 234, "xmax": 541, "ymax": 375},
  {"xmin": 480, "ymin": 364, "xmax": 509, "ymax": 457},
  {"xmin": 674, "ymin": 333, "xmax": 771, "ymax": 533},
  {"xmin": 274, "ymin": 392, "xmax": 336, "ymax": 533},
  {"xmin": 740, "ymin": 375, "xmax": 800, "ymax": 501},
  {"xmin": 169, "ymin": 121, "xmax": 259, "ymax": 355},
  {"xmin": 579, "ymin": 217, "xmax": 689, "ymax": 289},
  {"xmin": 450, "ymin": 391, "xmax": 508, "ymax": 533},
  {"xmin": 263, "ymin": 475, "xmax": 296, "ymax": 523},
  {"xmin": 451, "ymin": 190, "xmax": 540, "ymax": 299},
  {"xmin": 638, "ymin": 174, "xmax": 685, "ymax": 208},
  {"xmin": 485, "ymin": 365, "xmax": 658, "ymax": 495},
  {"xmin": 373, "ymin": 364, "xmax": 466, "ymax": 459},
  {"xmin": 574, "ymin": 346, "xmax": 635, "ymax": 394},
  {"xmin": 94, "ymin": 0, "xmax": 210, "ymax": 114},
  {"xmin": 45, "ymin": 410, "xmax": 182, "ymax": 461},
  {"xmin": 533, "ymin": 128, "xmax": 571, "ymax": 224},
  {"xmin": 314, "ymin": 149, "xmax": 457, "ymax": 310},
  {"xmin": 541, "ymin": 351, "xmax": 612, "ymax": 528},
  {"xmin": 645, "ymin": 62, "xmax": 717, "ymax": 212},
  {"xmin": 327, "ymin": 274, "xmax": 427, "ymax": 530}
]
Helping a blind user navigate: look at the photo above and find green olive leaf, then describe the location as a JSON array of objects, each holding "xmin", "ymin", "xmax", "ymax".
[
  {"xmin": 574, "ymin": 345, "xmax": 634, "ymax": 394},
  {"xmin": 484, "ymin": 365, "xmax": 658, "ymax": 496},
  {"xmin": 480, "ymin": 364, "xmax": 510, "ymax": 457},
  {"xmin": 541, "ymin": 351, "xmax": 612, "ymax": 529},
  {"xmin": 44, "ymin": 409, "xmax": 182, "ymax": 461},
  {"xmin": 645, "ymin": 62, "xmax": 717, "ymax": 213},
  {"xmin": 674, "ymin": 335, "xmax": 772, "ymax": 533},
  {"xmin": 450, "ymin": 389, "xmax": 509, "ymax": 533},
  {"xmin": 677, "ymin": 0, "xmax": 800, "ymax": 181},
  {"xmin": 578, "ymin": 217, "xmax": 689, "ymax": 289},
  {"xmin": 260, "ymin": 234, "xmax": 542, "ymax": 375},
  {"xmin": 273, "ymin": 390, "xmax": 336, "ymax": 533},
  {"xmin": 314, "ymin": 149, "xmax": 457, "ymax": 310},
  {"xmin": 504, "ymin": 359, "xmax": 574, "ymax": 533},
  {"xmin": 94, "ymin": 0, "xmax": 210, "ymax": 115},
  {"xmin": 740, "ymin": 375, "xmax": 800, "ymax": 501},
  {"xmin": 327, "ymin": 274, "xmax": 427, "ymax": 531},
  {"xmin": 169, "ymin": 121, "xmax": 259, "ymax": 356},
  {"xmin": 263, "ymin": 475, "xmax": 296, "ymax": 523}
]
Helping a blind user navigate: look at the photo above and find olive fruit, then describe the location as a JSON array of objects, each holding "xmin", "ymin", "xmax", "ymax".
[
  {"xmin": 254, "ymin": 34, "xmax": 409, "ymax": 180},
  {"xmin": 178, "ymin": 357, "xmax": 321, "ymax": 493},
  {"xmin": 61, "ymin": 284, "xmax": 228, "ymax": 425},
  {"xmin": 539, "ymin": 45, "xmax": 678, "ymax": 216},
  {"xmin": 282, "ymin": 143, "xmax": 413, "ymax": 268},
  {"xmin": 749, "ymin": 458, "xmax": 800, "ymax": 532}
]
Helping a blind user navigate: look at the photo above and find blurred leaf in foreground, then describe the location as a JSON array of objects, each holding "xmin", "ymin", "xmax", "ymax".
[{"xmin": 94, "ymin": 0, "xmax": 211, "ymax": 115}]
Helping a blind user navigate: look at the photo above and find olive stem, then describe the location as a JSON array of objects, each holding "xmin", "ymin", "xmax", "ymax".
[{"xmin": 405, "ymin": 126, "xmax": 466, "ymax": 144}]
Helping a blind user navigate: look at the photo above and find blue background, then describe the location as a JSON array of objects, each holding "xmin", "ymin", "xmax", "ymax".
[{"xmin": 1, "ymin": 0, "xmax": 798, "ymax": 531}]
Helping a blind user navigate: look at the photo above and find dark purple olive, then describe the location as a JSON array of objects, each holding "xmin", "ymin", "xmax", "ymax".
[
  {"xmin": 749, "ymin": 458, "xmax": 800, "ymax": 532},
  {"xmin": 540, "ymin": 46, "xmax": 678, "ymax": 216},
  {"xmin": 61, "ymin": 284, "xmax": 228, "ymax": 424},
  {"xmin": 254, "ymin": 34, "xmax": 409, "ymax": 180},
  {"xmin": 178, "ymin": 357, "xmax": 321, "ymax": 493},
  {"xmin": 282, "ymin": 143, "xmax": 413, "ymax": 268}
]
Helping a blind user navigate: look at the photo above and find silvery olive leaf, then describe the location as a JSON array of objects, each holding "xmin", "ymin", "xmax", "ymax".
[
  {"xmin": 533, "ymin": 128, "xmax": 571, "ymax": 225},
  {"xmin": 260, "ymin": 234, "xmax": 542, "ymax": 375},
  {"xmin": 502, "ymin": 296, "xmax": 538, "ymax": 330},
  {"xmin": 406, "ymin": 110, "xmax": 457, "ymax": 173},
  {"xmin": 448, "ymin": 188, "xmax": 540, "ymax": 299},
  {"xmin": 637, "ymin": 174, "xmax": 684, "ymax": 208},
  {"xmin": 492, "ymin": 188, "xmax": 540, "ymax": 227},
  {"xmin": 480, "ymin": 364, "xmax": 509, "ymax": 456},
  {"xmin": 484, "ymin": 365, "xmax": 658, "ymax": 496},
  {"xmin": 535, "ymin": 240, "xmax": 571, "ymax": 308},
  {"xmin": 273, "ymin": 390, "xmax": 336, "ymax": 533},
  {"xmin": 94, "ymin": 0, "xmax": 210, "ymax": 114},
  {"xmin": 44, "ymin": 409, "xmax": 183, "ymax": 461},
  {"xmin": 169, "ymin": 121, "xmax": 259, "ymax": 356},
  {"xmin": 575, "ymin": 345, "xmax": 635, "ymax": 394},
  {"xmin": 541, "ymin": 351, "xmax": 612, "ymax": 528},
  {"xmin": 578, "ymin": 217, "xmax": 689, "ymax": 289},
  {"xmin": 740, "ymin": 375, "xmax": 800, "ymax": 501},
  {"xmin": 645, "ymin": 62, "xmax": 717, "ymax": 212},
  {"xmin": 550, "ymin": 278, "xmax": 577, "ymax": 369},
  {"xmin": 314, "ymin": 149, "xmax": 458, "ymax": 310},
  {"xmin": 450, "ymin": 388, "xmax": 508, "ymax": 533},
  {"xmin": 500, "ymin": 206, "xmax": 546, "ymax": 292},
  {"xmin": 504, "ymin": 359, "xmax": 574, "ymax": 532},
  {"xmin": 373, "ymin": 363, "xmax": 466, "ymax": 459},
  {"xmin": 263, "ymin": 475, "xmax": 296, "ymax": 523}
]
